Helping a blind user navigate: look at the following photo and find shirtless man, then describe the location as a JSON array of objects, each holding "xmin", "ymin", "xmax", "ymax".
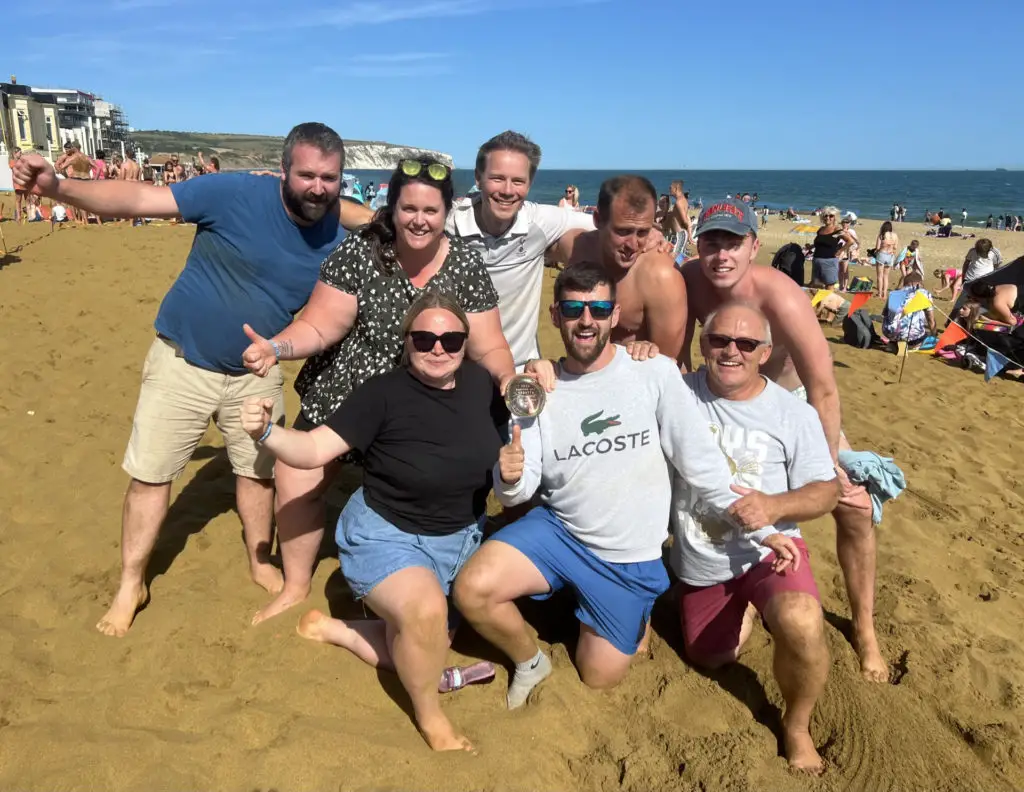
[
  {"xmin": 120, "ymin": 150, "xmax": 141, "ymax": 182},
  {"xmin": 679, "ymin": 197, "xmax": 888, "ymax": 682},
  {"xmin": 119, "ymin": 151, "xmax": 142, "ymax": 224},
  {"xmin": 197, "ymin": 151, "xmax": 221, "ymax": 174},
  {"xmin": 566, "ymin": 175, "xmax": 688, "ymax": 361},
  {"xmin": 55, "ymin": 142, "xmax": 93, "ymax": 224}
]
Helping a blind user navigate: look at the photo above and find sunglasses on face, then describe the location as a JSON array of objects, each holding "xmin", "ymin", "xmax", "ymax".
[
  {"xmin": 400, "ymin": 159, "xmax": 450, "ymax": 181},
  {"xmin": 704, "ymin": 333, "xmax": 767, "ymax": 354},
  {"xmin": 557, "ymin": 300, "xmax": 614, "ymax": 320},
  {"xmin": 408, "ymin": 330, "xmax": 467, "ymax": 353}
]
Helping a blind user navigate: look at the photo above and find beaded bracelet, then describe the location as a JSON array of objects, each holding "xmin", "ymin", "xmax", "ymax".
[{"xmin": 258, "ymin": 423, "xmax": 273, "ymax": 443}]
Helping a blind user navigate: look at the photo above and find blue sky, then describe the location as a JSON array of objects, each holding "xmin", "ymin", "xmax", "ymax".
[{"xmin": 8, "ymin": 0, "xmax": 1022, "ymax": 169}]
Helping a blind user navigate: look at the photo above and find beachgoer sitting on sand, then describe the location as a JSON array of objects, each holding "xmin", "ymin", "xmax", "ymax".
[
  {"xmin": 933, "ymin": 267, "xmax": 962, "ymax": 302},
  {"xmin": 566, "ymin": 176, "xmax": 689, "ymax": 362},
  {"xmin": 882, "ymin": 273, "xmax": 936, "ymax": 347},
  {"xmin": 961, "ymin": 238, "xmax": 1003, "ymax": 285},
  {"xmin": 12, "ymin": 123, "xmax": 377, "ymax": 637},
  {"xmin": 243, "ymin": 293, "xmax": 504, "ymax": 752},
  {"xmin": 679, "ymin": 199, "xmax": 887, "ymax": 682},
  {"xmin": 874, "ymin": 221, "xmax": 899, "ymax": 300},
  {"xmin": 671, "ymin": 302, "xmax": 838, "ymax": 774},
  {"xmin": 810, "ymin": 206, "xmax": 855, "ymax": 289},
  {"xmin": 454, "ymin": 263, "xmax": 744, "ymax": 708}
]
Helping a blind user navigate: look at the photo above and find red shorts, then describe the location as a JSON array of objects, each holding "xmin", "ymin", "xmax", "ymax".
[{"xmin": 679, "ymin": 538, "xmax": 820, "ymax": 662}]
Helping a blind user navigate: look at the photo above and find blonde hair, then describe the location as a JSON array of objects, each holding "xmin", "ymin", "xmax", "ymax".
[
  {"xmin": 399, "ymin": 291, "xmax": 469, "ymax": 365},
  {"xmin": 821, "ymin": 206, "xmax": 841, "ymax": 222}
]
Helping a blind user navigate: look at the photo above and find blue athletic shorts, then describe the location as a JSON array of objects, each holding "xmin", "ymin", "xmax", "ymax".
[
  {"xmin": 336, "ymin": 487, "xmax": 484, "ymax": 601},
  {"xmin": 491, "ymin": 506, "xmax": 669, "ymax": 655}
]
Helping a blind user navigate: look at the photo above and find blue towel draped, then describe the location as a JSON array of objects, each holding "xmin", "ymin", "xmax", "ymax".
[{"xmin": 838, "ymin": 450, "xmax": 906, "ymax": 525}]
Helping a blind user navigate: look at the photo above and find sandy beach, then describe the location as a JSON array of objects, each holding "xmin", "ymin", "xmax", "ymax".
[{"xmin": 0, "ymin": 214, "xmax": 1023, "ymax": 792}]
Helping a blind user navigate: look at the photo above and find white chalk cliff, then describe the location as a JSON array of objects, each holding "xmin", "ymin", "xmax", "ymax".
[{"xmin": 345, "ymin": 142, "xmax": 453, "ymax": 170}]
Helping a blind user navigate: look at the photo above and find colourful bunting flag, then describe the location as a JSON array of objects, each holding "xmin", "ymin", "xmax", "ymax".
[
  {"xmin": 985, "ymin": 350, "xmax": 1010, "ymax": 382},
  {"xmin": 901, "ymin": 291, "xmax": 933, "ymax": 315},
  {"xmin": 810, "ymin": 289, "xmax": 831, "ymax": 307}
]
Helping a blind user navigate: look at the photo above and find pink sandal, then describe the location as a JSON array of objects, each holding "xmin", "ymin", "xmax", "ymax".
[{"xmin": 439, "ymin": 661, "xmax": 496, "ymax": 693}]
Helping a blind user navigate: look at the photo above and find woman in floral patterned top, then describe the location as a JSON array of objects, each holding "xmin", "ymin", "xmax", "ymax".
[{"xmin": 241, "ymin": 157, "xmax": 517, "ymax": 624}]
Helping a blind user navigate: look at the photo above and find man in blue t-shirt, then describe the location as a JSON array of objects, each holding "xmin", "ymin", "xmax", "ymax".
[{"xmin": 12, "ymin": 122, "xmax": 375, "ymax": 638}]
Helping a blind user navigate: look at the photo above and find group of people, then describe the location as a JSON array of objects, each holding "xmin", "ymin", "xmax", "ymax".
[{"xmin": 12, "ymin": 124, "xmax": 891, "ymax": 773}]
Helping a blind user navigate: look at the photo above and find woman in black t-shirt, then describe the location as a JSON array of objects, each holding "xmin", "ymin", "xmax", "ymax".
[
  {"xmin": 237, "ymin": 158, "xmax": 522, "ymax": 627},
  {"xmin": 241, "ymin": 292, "xmax": 508, "ymax": 752}
]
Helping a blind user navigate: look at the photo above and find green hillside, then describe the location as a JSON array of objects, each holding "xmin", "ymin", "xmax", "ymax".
[{"xmin": 131, "ymin": 130, "xmax": 386, "ymax": 169}]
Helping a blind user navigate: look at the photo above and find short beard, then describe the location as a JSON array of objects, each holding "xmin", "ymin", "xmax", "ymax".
[
  {"xmin": 282, "ymin": 179, "xmax": 338, "ymax": 224},
  {"xmin": 561, "ymin": 325, "xmax": 609, "ymax": 366}
]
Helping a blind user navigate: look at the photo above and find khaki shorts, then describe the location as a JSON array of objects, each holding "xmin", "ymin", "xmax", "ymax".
[{"xmin": 123, "ymin": 337, "xmax": 285, "ymax": 483}]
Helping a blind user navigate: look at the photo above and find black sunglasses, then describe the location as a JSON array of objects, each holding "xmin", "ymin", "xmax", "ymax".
[
  {"xmin": 408, "ymin": 330, "xmax": 467, "ymax": 353},
  {"xmin": 557, "ymin": 300, "xmax": 614, "ymax": 320},
  {"xmin": 704, "ymin": 333, "xmax": 767, "ymax": 354}
]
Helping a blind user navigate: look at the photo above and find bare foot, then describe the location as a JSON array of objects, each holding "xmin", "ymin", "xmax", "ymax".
[
  {"xmin": 296, "ymin": 609, "xmax": 332, "ymax": 642},
  {"xmin": 96, "ymin": 582, "xmax": 148, "ymax": 637},
  {"xmin": 418, "ymin": 712, "xmax": 475, "ymax": 753},
  {"xmin": 251, "ymin": 585, "xmax": 309, "ymax": 626},
  {"xmin": 250, "ymin": 562, "xmax": 284, "ymax": 595},
  {"xmin": 853, "ymin": 625, "xmax": 888, "ymax": 683},
  {"xmin": 783, "ymin": 723, "xmax": 825, "ymax": 775}
]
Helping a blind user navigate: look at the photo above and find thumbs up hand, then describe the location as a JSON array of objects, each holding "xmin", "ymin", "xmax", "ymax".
[
  {"xmin": 241, "ymin": 396, "xmax": 276, "ymax": 440},
  {"xmin": 499, "ymin": 424, "xmax": 525, "ymax": 485},
  {"xmin": 241, "ymin": 323, "xmax": 278, "ymax": 377}
]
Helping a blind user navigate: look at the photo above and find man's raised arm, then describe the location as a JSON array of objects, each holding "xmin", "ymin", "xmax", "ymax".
[{"xmin": 13, "ymin": 153, "xmax": 179, "ymax": 219}]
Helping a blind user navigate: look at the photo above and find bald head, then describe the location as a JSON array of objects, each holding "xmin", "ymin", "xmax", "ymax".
[{"xmin": 703, "ymin": 302, "xmax": 772, "ymax": 346}]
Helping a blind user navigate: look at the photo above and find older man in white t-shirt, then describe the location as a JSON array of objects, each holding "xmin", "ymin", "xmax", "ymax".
[
  {"xmin": 671, "ymin": 302, "xmax": 839, "ymax": 775},
  {"xmin": 446, "ymin": 131, "xmax": 595, "ymax": 366}
]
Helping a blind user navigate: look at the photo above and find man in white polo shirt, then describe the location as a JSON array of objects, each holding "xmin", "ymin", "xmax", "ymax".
[{"xmin": 446, "ymin": 131, "xmax": 596, "ymax": 366}]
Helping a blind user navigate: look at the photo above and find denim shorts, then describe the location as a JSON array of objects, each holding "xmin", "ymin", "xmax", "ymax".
[
  {"xmin": 491, "ymin": 507, "xmax": 670, "ymax": 655},
  {"xmin": 812, "ymin": 257, "xmax": 839, "ymax": 285},
  {"xmin": 875, "ymin": 251, "xmax": 894, "ymax": 268},
  {"xmin": 336, "ymin": 487, "xmax": 484, "ymax": 600}
]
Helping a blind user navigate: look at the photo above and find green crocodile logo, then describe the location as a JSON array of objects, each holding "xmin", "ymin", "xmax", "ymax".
[{"xmin": 580, "ymin": 410, "xmax": 622, "ymax": 437}]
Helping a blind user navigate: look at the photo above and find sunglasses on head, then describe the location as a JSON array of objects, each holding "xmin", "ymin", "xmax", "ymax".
[
  {"xmin": 704, "ymin": 333, "xmax": 767, "ymax": 354},
  {"xmin": 557, "ymin": 300, "xmax": 614, "ymax": 320},
  {"xmin": 400, "ymin": 159, "xmax": 450, "ymax": 181},
  {"xmin": 408, "ymin": 330, "xmax": 467, "ymax": 353}
]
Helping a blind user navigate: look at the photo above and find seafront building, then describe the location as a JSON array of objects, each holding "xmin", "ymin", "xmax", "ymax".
[{"xmin": 0, "ymin": 76, "xmax": 134, "ymax": 191}]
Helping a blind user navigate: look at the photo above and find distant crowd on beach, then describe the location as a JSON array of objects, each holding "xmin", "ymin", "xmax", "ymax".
[{"xmin": 2, "ymin": 143, "xmax": 221, "ymax": 227}]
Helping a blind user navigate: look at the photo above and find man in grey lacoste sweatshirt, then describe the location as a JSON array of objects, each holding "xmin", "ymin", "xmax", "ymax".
[{"xmin": 455, "ymin": 261, "xmax": 765, "ymax": 710}]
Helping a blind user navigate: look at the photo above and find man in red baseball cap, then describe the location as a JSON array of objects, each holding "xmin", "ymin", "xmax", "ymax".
[{"xmin": 678, "ymin": 197, "xmax": 887, "ymax": 684}]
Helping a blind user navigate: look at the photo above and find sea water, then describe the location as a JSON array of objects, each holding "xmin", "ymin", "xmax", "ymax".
[{"xmin": 348, "ymin": 168, "xmax": 1024, "ymax": 224}]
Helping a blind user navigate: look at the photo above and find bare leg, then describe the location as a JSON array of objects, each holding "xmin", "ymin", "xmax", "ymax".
[
  {"xmin": 575, "ymin": 623, "xmax": 632, "ymax": 690},
  {"xmin": 453, "ymin": 541, "xmax": 551, "ymax": 664},
  {"xmin": 875, "ymin": 264, "xmax": 883, "ymax": 297},
  {"xmin": 252, "ymin": 458, "xmax": 338, "ymax": 625},
  {"xmin": 235, "ymin": 475, "xmax": 283, "ymax": 594},
  {"xmin": 96, "ymin": 479, "xmax": 170, "ymax": 637},
  {"xmin": 762, "ymin": 592, "xmax": 828, "ymax": 774},
  {"xmin": 453, "ymin": 540, "xmax": 553, "ymax": 708},
  {"xmin": 366, "ymin": 568, "xmax": 472, "ymax": 752},
  {"xmin": 298, "ymin": 609, "xmax": 392, "ymax": 669},
  {"xmin": 834, "ymin": 498, "xmax": 886, "ymax": 681}
]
